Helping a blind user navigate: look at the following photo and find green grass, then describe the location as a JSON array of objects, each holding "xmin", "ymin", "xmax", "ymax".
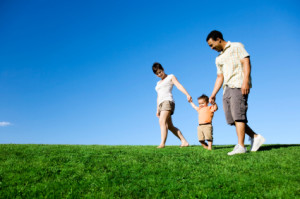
[{"xmin": 0, "ymin": 144, "xmax": 299, "ymax": 198}]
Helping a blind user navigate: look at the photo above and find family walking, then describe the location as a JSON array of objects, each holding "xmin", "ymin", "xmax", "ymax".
[{"xmin": 153, "ymin": 30, "xmax": 265, "ymax": 155}]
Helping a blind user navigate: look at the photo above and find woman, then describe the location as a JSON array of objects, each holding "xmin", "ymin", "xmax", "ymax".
[{"xmin": 153, "ymin": 62, "xmax": 192, "ymax": 148}]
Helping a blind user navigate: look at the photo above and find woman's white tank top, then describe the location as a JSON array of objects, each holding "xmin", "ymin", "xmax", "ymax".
[{"xmin": 155, "ymin": 74, "xmax": 174, "ymax": 105}]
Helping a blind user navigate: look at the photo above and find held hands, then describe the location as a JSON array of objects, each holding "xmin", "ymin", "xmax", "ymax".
[
  {"xmin": 156, "ymin": 111, "xmax": 160, "ymax": 118},
  {"xmin": 209, "ymin": 95, "xmax": 216, "ymax": 105},
  {"xmin": 187, "ymin": 95, "xmax": 192, "ymax": 103}
]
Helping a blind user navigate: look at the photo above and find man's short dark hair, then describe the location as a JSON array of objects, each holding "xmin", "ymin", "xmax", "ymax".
[
  {"xmin": 152, "ymin": 62, "xmax": 164, "ymax": 74},
  {"xmin": 197, "ymin": 94, "xmax": 209, "ymax": 103},
  {"xmin": 206, "ymin": 30, "xmax": 224, "ymax": 42}
]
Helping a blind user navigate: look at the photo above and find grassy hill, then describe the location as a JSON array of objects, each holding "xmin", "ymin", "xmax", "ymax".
[{"xmin": 0, "ymin": 144, "xmax": 299, "ymax": 198}]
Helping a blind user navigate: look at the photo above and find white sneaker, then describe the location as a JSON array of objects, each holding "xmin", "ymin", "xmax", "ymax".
[
  {"xmin": 251, "ymin": 134, "xmax": 265, "ymax": 152},
  {"xmin": 227, "ymin": 144, "xmax": 247, "ymax": 156}
]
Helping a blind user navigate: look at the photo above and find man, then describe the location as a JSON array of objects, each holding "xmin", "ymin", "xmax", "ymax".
[{"xmin": 206, "ymin": 30, "xmax": 265, "ymax": 155}]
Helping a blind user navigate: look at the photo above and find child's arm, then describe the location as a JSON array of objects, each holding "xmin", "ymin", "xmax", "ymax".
[{"xmin": 189, "ymin": 101, "xmax": 199, "ymax": 111}]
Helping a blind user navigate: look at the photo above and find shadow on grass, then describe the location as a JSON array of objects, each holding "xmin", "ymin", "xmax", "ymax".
[
  {"xmin": 259, "ymin": 144, "xmax": 300, "ymax": 151},
  {"xmin": 181, "ymin": 144, "xmax": 299, "ymax": 151},
  {"xmin": 188, "ymin": 145, "xmax": 234, "ymax": 150},
  {"xmin": 213, "ymin": 145, "xmax": 235, "ymax": 150},
  {"xmin": 212, "ymin": 144, "xmax": 300, "ymax": 151}
]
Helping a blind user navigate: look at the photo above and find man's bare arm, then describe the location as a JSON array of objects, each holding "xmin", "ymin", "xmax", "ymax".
[
  {"xmin": 241, "ymin": 57, "xmax": 251, "ymax": 95},
  {"xmin": 209, "ymin": 74, "xmax": 224, "ymax": 104}
]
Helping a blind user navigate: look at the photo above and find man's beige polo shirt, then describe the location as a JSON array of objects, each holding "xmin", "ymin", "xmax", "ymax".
[{"xmin": 215, "ymin": 41, "xmax": 252, "ymax": 93}]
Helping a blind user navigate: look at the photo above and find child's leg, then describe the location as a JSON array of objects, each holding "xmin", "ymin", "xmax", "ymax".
[
  {"xmin": 204, "ymin": 124, "xmax": 213, "ymax": 150},
  {"xmin": 197, "ymin": 126, "xmax": 207, "ymax": 149},
  {"xmin": 199, "ymin": 140, "xmax": 208, "ymax": 149},
  {"xmin": 207, "ymin": 140, "xmax": 213, "ymax": 150},
  {"xmin": 167, "ymin": 116, "xmax": 189, "ymax": 147},
  {"xmin": 157, "ymin": 111, "xmax": 172, "ymax": 148}
]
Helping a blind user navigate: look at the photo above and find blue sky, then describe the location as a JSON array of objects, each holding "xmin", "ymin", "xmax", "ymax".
[{"xmin": 1, "ymin": 0, "xmax": 300, "ymax": 145}]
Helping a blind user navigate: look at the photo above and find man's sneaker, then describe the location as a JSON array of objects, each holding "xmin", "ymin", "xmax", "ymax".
[
  {"xmin": 251, "ymin": 134, "xmax": 265, "ymax": 152},
  {"xmin": 227, "ymin": 144, "xmax": 247, "ymax": 156}
]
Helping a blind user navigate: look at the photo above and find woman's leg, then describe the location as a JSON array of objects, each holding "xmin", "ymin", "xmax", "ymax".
[
  {"xmin": 157, "ymin": 111, "xmax": 171, "ymax": 148},
  {"xmin": 167, "ymin": 116, "xmax": 189, "ymax": 147}
]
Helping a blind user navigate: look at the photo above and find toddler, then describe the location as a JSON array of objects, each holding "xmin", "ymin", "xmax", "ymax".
[{"xmin": 190, "ymin": 94, "xmax": 218, "ymax": 150}]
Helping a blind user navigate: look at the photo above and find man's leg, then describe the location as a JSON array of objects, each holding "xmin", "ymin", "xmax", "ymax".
[
  {"xmin": 235, "ymin": 122, "xmax": 261, "ymax": 147},
  {"xmin": 246, "ymin": 124, "xmax": 265, "ymax": 151},
  {"xmin": 223, "ymin": 89, "xmax": 247, "ymax": 155},
  {"xmin": 235, "ymin": 121, "xmax": 246, "ymax": 147},
  {"xmin": 227, "ymin": 121, "xmax": 247, "ymax": 155},
  {"xmin": 231, "ymin": 88, "xmax": 248, "ymax": 148},
  {"xmin": 245, "ymin": 124, "xmax": 257, "ymax": 138}
]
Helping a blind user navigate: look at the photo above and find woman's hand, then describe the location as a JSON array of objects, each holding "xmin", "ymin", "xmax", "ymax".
[{"xmin": 156, "ymin": 111, "xmax": 160, "ymax": 118}]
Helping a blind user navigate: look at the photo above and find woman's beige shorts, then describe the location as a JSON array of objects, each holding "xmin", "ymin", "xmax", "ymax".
[
  {"xmin": 159, "ymin": 101, "xmax": 175, "ymax": 115},
  {"xmin": 197, "ymin": 124, "xmax": 213, "ymax": 141}
]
